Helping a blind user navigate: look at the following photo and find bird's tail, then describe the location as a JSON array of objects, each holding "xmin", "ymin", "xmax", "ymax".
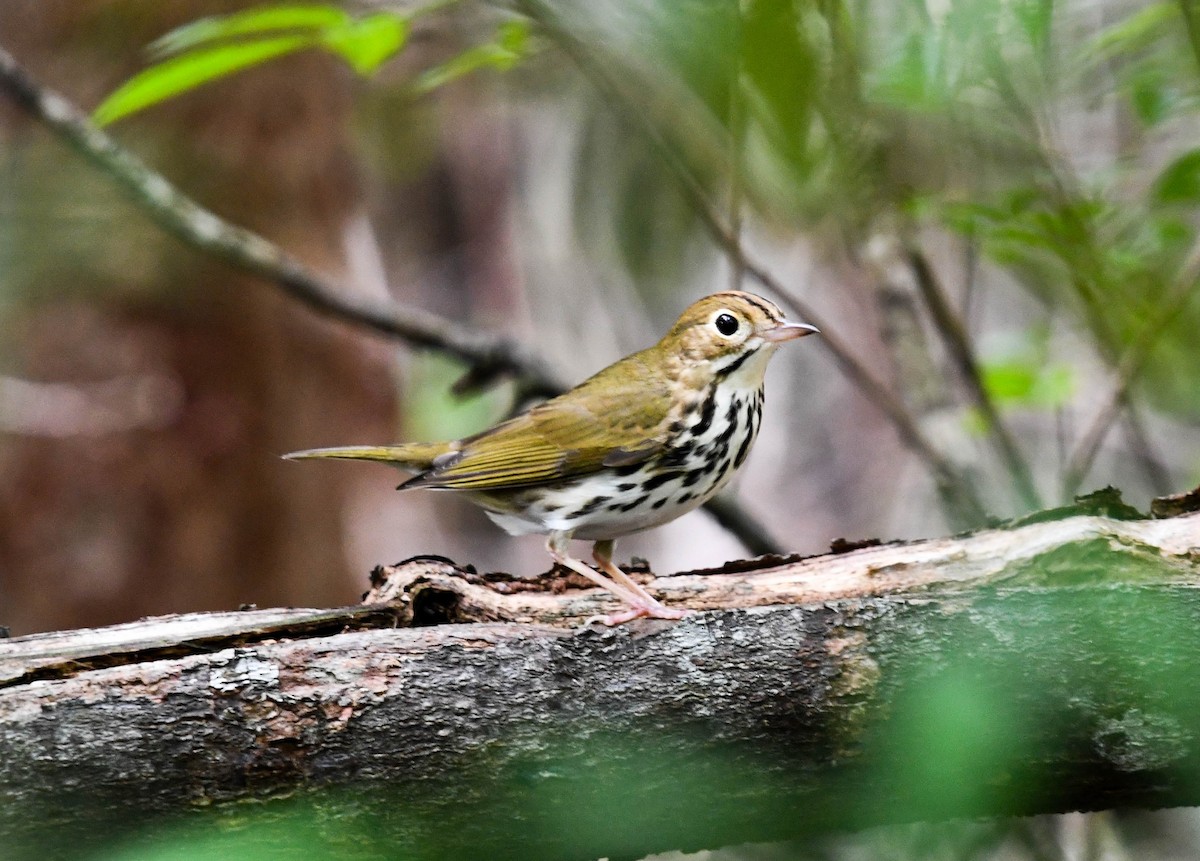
[{"xmin": 282, "ymin": 442, "xmax": 452, "ymax": 472}]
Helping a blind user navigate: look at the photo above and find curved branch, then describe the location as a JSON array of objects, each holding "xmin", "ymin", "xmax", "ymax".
[{"xmin": 0, "ymin": 44, "xmax": 564, "ymax": 399}]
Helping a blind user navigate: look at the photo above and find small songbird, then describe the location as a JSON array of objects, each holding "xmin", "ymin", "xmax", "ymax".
[{"xmin": 285, "ymin": 291, "xmax": 817, "ymax": 624}]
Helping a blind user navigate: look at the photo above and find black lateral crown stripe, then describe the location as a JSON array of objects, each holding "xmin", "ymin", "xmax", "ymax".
[{"xmin": 738, "ymin": 293, "xmax": 776, "ymax": 317}]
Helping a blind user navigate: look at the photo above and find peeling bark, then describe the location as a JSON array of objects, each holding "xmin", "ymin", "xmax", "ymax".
[{"xmin": 2, "ymin": 506, "xmax": 1199, "ymax": 860}]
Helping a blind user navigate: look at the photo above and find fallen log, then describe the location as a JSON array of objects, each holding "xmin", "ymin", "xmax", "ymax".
[{"xmin": 2, "ymin": 495, "xmax": 1199, "ymax": 860}]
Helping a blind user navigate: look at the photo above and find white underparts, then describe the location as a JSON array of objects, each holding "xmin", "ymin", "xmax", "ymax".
[{"xmin": 483, "ymin": 363, "xmax": 769, "ymax": 541}]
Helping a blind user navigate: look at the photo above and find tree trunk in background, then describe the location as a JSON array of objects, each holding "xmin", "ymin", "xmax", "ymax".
[{"xmin": 0, "ymin": 0, "xmax": 397, "ymax": 634}]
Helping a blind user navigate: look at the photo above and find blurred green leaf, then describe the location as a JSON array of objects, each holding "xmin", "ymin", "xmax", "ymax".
[
  {"xmin": 403, "ymin": 353, "xmax": 511, "ymax": 444},
  {"xmin": 1032, "ymin": 365, "xmax": 1073, "ymax": 406},
  {"xmin": 882, "ymin": 668, "xmax": 1025, "ymax": 813},
  {"xmin": 742, "ymin": 0, "xmax": 821, "ymax": 163},
  {"xmin": 1079, "ymin": 3, "xmax": 1193, "ymax": 131},
  {"xmin": 637, "ymin": 0, "xmax": 738, "ymax": 124},
  {"xmin": 321, "ymin": 13, "xmax": 410, "ymax": 75},
  {"xmin": 94, "ymin": 36, "xmax": 312, "ymax": 125},
  {"xmin": 411, "ymin": 19, "xmax": 531, "ymax": 94},
  {"xmin": 148, "ymin": 4, "xmax": 349, "ymax": 58},
  {"xmin": 884, "ymin": 33, "xmax": 933, "ymax": 106},
  {"xmin": 937, "ymin": 200, "xmax": 1004, "ymax": 235},
  {"xmin": 1082, "ymin": 2, "xmax": 1178, "ymax": 65},
  {"xmin": 1129, "ymin": 64, "xmax": 1172, "ymax": 126},
  {"xmin": 496, "ymin": 17, "xmax": 531, "ymax": 55},
  {"xmin": 96, "ymin": 5, "xmax": 414, "ymax": 124},
  {"xmin": 981, "ymin": 357, "xmax": 1073, "ymax": 408},
  {"xmin": 1012, "ymin": 0, "xmax": 1054, "ymax": 54},
  {"xmin": 1154, "ymin": 149, "xmax": 1200, "ymax": 205},
  {"xmin": 981, "ymin": 361, "xmax": 1037, "ymax": 402}
]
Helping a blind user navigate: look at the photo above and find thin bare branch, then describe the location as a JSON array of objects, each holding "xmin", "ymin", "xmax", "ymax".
[
  {"xmin": 1062, "ymin": 241, "xmax": 1200, "ymax": 497},
  {"xmin": 701, "ymin": 494, "xmax": 779, "ymax": 557},
  {"xmin": 522, "ymin": 0, "xmax": 989, "ymax": 525},
  {"xmin": 1120, "ymin": 407, "xmax": 1175, "ymax": 495},
  {"xmin": 905, "ymin": 246, "xmax": 1043, "ymax": 511}
]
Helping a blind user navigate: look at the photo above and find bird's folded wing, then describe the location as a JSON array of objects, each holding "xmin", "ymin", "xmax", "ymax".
[{"xmin": 403, "ymin": 368, "xmax": 671, "ymax": 491}]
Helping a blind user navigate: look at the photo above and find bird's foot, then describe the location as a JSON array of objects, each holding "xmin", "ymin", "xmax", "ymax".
[{"xmin": 590, "ymin": 600, "xmax": 695, "ymax": 626}]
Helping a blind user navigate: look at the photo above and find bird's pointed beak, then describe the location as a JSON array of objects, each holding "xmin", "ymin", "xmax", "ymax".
[{"xmin": 761, "ymin": 320, "xmax": 820, "ymax": 343}]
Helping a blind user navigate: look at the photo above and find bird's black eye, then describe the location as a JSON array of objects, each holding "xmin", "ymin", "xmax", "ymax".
[{"xmin": 715, "ymin": 313, "xmax": 739, "ymax": 336}]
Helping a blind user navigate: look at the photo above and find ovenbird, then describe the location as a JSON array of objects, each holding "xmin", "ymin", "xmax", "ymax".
[{"xmin": 285, "ymin": 291, "xmax": 817, "ymax": 624}]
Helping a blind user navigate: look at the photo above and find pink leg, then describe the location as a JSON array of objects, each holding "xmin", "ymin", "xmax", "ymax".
[
  {"xmin": 545, "ymin": 535, "xmax": 691, "ymax": 625},
  {"xmin": 593, "ymin": 539, "xmax": 692, "ymax": 623}
]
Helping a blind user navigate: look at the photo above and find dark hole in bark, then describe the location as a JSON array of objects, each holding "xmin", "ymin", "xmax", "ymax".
[{"xmin": 410, "ymin": 587, "xmax": 462, "ymax": 627}]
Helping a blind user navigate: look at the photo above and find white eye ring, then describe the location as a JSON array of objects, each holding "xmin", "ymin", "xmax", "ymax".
[{"xmin": 713, "ymin": 311, "xmax": 740, "ymax": 337}]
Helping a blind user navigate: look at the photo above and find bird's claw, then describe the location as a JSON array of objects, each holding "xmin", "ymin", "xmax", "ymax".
[{"xmin": 588, "ymin": 601, "xmax": 695, "ymax": 626}]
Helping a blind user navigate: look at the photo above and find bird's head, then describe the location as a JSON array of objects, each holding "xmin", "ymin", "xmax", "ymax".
[{"xmin": 660, "ymin": 291, "xmax": 818, "ymax": 387}]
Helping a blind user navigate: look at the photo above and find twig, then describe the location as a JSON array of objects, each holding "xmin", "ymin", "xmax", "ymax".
[
  {"xmin": 1178, "ymin": 0, "xmax": 1200, "ymax": 79},
  {"xmin": 1119, "ymin": 407, "xmax": 1174, "ymax": 495},
  {"xmin": 861, "ymin": 235, "xmax": 983, "ymax": 529},
  {"xmin": 0, "ymin": 43, "xmax": 784, "ymax": 556},
  {"xmin": 0, "ymin": 44, "xmax": 563, "ymax": 399},
  {"xmin": 522, "ymin": 0, "xmax": 990, "ymax": 525},
  {"xmin": 962, "ymin": 234, "xmax": 980, "ymax": 326},
  {"xmin": 701, "ymin": 494, "xmax": 778, "ymax": 557},
  {"xmin": 1061, "ymin": 240, "xmax": 1200, "ymax": 497},
  {"xmin": 905, "ymin": 246, "xmax": 1043, "ymax": 511},
  {"xmin": 727, "ymin": 4, "xmax": 747, "ymax": 293}
]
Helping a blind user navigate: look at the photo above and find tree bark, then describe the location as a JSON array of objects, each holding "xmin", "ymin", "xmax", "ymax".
[{"xmin": 2, "ymin": 499, "xmax": 1200, "ymax": 860}]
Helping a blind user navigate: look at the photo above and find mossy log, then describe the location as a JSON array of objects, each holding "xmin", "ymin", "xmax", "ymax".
[{"xmin": 2, "ymin": 496, "xmax": 1199, "ymax": 860}]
